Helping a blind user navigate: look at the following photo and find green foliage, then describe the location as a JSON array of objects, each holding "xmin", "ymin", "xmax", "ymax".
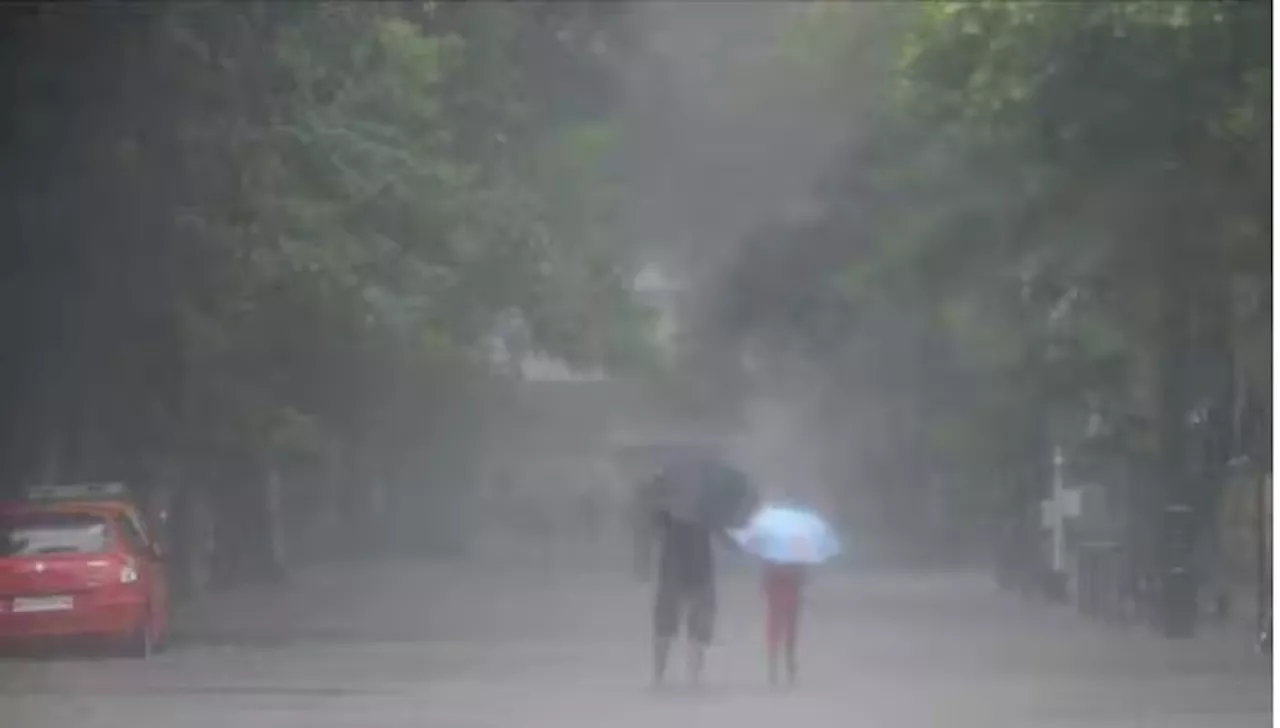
[
  {"xmin": 0, "ymin": 2, "xmax": 649, "ymax": 484},
  {"xmin": 714, "ymin": 0, "xmax": 1270, "ymax": 537}
]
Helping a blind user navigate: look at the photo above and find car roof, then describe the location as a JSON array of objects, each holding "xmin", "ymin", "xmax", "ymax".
[{"xmin": 0, "ymin": 500, "xmax": 138, "ymax": 520}]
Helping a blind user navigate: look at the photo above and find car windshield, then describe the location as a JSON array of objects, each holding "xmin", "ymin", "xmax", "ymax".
[{"xmin": 0, "ymin": 513, "xmax": 109, "ymax": 556}]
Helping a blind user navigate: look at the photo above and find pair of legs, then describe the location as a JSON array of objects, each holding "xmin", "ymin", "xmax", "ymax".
[
  {"xmin": 763, "ymin": 564, "xmax": 804, "ymax": 684},
  {"xmin": 652, "ymin": 579, "xmax": 715, "ymax": 686}
]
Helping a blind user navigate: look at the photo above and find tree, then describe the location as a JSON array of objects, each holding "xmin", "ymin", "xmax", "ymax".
[
  {"xmin": 0, "ymin": 2, "xmax": 651, "ymax": 579},
  {"xmin": 900, "ymin": 0, "xmax": 1270, "ymax": 633},
  {"xmin": 711, "ymin": 0, "xmax": 1270, "ymax": 595}
]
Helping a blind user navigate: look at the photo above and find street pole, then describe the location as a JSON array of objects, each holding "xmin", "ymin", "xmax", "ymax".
[
  {"xmin": 1156, "ymin": 220, "xmax": 1196, "ymax": 639},
  {"xmin": 1256, "ymin": 469, "xmax": 1270, "ymax": 652}
]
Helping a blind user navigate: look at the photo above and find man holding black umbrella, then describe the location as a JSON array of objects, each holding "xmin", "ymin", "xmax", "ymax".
[{"xmin": 634, "ymin": 455, "xmax": 756, "ymax": 687}]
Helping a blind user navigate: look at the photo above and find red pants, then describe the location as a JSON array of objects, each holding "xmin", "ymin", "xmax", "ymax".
[{"xmin": 762, "ymin": 565, "xmax": 804, "ymax": 657}]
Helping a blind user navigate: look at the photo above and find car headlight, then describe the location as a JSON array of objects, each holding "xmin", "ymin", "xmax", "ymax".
[{"xmin": 119, "ymin": 565, "xmax": 139, "ymax": 584}]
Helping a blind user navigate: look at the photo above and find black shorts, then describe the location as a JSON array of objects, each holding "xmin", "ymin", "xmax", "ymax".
[{"xmin": 654, "ymin": 579, "xmax": 715, "ymax": 644}]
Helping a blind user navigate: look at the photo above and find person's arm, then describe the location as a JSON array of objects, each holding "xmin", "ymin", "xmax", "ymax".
[{"xmin": 713, "ymin": 528, "xmax": 739, "ymax": 552}]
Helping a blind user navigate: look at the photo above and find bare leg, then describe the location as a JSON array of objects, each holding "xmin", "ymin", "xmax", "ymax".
[
  {"xmin": 688, "ymin": 583, "xmax": 715, "ymax": 687},
  {"xmin": 688, "ymin": 640, "xmax": 706, "ymax": 685},
  {"xmin": 653, "ymin": 635, "xmax": 672, "ymax": 685},
  {"xmin": 653, "ymin": 584, "xmax": 677, "ymax": 687}
]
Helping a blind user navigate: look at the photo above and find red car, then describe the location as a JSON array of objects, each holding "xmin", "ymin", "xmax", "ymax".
[{"xmin": 0, "ymin": 483, "xmax": 169, "ymax": 657}]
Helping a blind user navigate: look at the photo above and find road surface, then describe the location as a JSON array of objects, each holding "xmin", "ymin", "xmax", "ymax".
[{"xmin": 1, "ymin": 560, "xmax": 1270, "ymax": 727}]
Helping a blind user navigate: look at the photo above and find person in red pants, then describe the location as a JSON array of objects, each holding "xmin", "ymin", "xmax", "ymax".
[{"xmin": 762, "ymin": 561, "xmax": 806, "ymax": 685}]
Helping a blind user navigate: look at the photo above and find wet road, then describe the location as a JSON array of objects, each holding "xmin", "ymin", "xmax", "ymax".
[{"xmin": 1, "ymin": 560, "xmax": 1270, "ymax": 727}]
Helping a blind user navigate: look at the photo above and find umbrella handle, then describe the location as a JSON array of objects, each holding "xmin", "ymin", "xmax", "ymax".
[{"xmin": 717, "ymin": 529, "xmax": 745, "ymax": 553}]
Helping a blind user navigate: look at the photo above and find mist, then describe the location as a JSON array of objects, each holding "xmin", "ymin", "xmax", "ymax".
[
  {"xmin": 609, "ymin": 0, "xmax": 864, "ymax": 531},
  {"xmin": 0, "ymin": 2, "xmax": 1269, "ymax": 725}
]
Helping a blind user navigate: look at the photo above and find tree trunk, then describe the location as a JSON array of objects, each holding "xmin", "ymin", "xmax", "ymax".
[
  {"xmin": 264, "ymin": 466, "xmax": 288, "ymax": 580},
  {"xmin": 1156, "ymin": 234, "xmax": 1196, "ymax": 638},
  {"xmin": 173, "ymin": 484, "xmax": 216, "ymax": 600}
]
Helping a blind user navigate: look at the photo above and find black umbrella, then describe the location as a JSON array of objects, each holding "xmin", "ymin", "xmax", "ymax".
[{"xmin": 638, "ymin": 455, "xmax": 758, "ymax": 529}]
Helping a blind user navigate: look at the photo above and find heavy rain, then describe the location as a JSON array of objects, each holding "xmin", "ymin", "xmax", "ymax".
[{"xmin": 0, "ymin": 2, "xmax": 1271, "ymax": 726}]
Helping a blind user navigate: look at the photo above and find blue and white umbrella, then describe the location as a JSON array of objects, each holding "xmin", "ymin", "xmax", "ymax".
[{"xmin": 731, "ymin": 503, "xmax": 841, "ymax": 565}]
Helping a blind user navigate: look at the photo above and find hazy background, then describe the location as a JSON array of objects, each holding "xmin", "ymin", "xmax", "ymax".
[{"xmin": 0, "ymin": 0, "xmax": 1268, "ymax": 641}]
